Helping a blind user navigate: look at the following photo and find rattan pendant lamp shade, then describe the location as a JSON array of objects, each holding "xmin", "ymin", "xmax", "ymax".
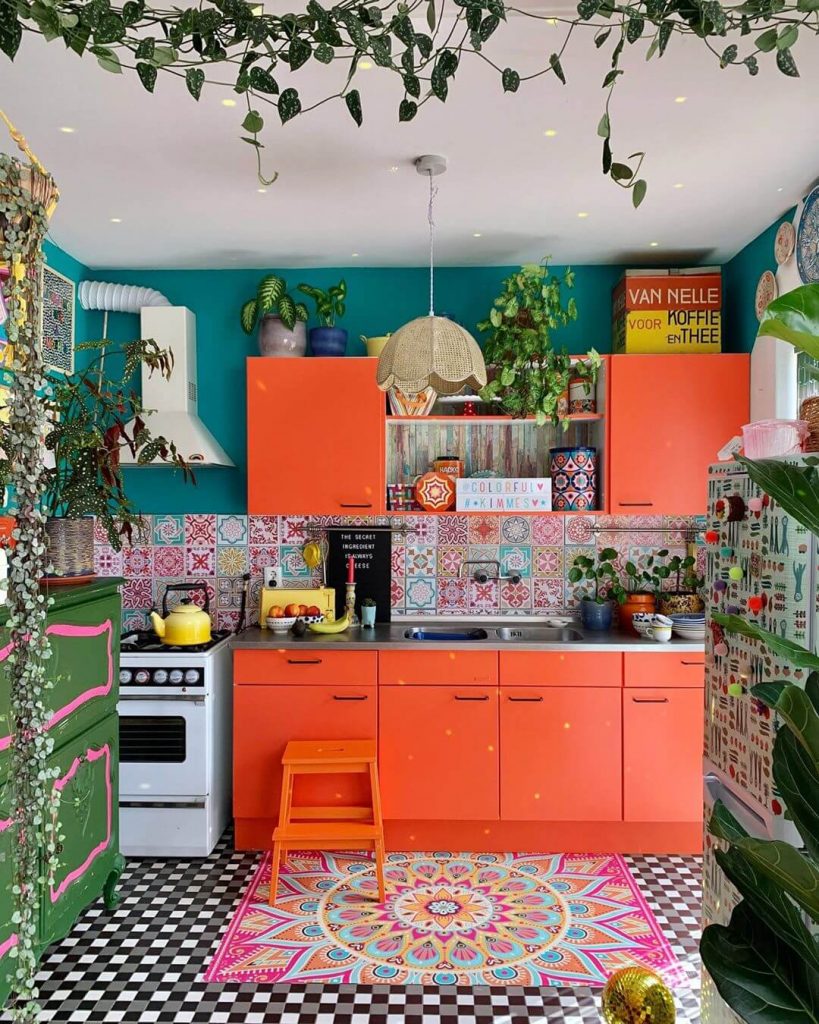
[{"xmin": 376, "ymin": 156, "xmax": 486, "ymax": 397}]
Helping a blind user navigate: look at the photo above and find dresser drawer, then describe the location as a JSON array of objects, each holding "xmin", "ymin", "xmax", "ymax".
[
  {"xmin": 624, "ymin": 651, "xmax": 705, "ymax": 688},
  {"xmin": 234, "ymin": 649, "xmax": 378, "ymax": 686},
  {"xmin": 379, "ymin": 650, "xmax": 498, "ymax": 687},
  {"xmin": 500, "ymin": 651, "xmax": 622, "ymax": 687}
]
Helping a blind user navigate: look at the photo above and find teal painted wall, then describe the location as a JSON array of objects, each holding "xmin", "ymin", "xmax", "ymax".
[
  {"xmin": 87, "ymin": 263, "xmax": 624, "ymax": 514},
  {"xmin": 722, "ymin": 208, "xmax": 796, "ymax": 353}
]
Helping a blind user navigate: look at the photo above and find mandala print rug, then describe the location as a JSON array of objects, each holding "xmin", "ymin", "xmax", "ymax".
[{"xmin": 205, "ymin": 851, "xmax": 681, "ymax": 986}]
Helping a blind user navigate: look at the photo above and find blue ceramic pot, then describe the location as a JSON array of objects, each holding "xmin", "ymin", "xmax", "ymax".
[
  {"xmin": 360, "ymin": 604, "xmax": 376, "ymax": 628},
  {"xmin": 310, "ymin": 326, "xmax": 348, "ymax": 356},
  {"xmin": 580, "ymin": 598, "xmax": 612, "ymax": 631}
]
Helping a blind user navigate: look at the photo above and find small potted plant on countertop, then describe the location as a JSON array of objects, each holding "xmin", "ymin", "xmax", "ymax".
[
  {"xmin": 240, "ymin": 273, "xmax": 309, "ymax": 356},
  {"xmin": 609, "ymin": 555, "xmax": 661, "ymax": 635},
  {"xmin": 298, "ymin": 279, "xmax": 348, "ymax": 356},
  {"xmin": 655, "ymin": 552, "xmax": 705, "ymax": 616},
  {"xmin": 568, "ymin": 548, "xmax": 617, "ymax": 631},
  {"xmin": 360, "ymin": 596, "xmax": 377, "ymax": 628}
]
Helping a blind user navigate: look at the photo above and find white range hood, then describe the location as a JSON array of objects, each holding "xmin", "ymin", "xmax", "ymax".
[{"xmin": 122, "ymin": 306, "xmax": 234, "ymax": 468}]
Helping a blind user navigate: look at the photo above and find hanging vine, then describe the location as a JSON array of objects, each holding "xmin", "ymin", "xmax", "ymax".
[
  {"xmin": 2, "ymin": 0, "xmax": 818, "ymax": 203},
  {"xmin": 0, "ymin": 147, "xmax": 60, "ymax": 1021}
]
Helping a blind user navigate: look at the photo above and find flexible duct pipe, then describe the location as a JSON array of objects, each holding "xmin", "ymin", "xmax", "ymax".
[{"xmin": 78, "ymin": 280, "xmax": 170, "ymax": 313}]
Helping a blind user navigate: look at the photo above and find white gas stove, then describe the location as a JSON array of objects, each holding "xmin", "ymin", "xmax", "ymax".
[{"xmin": 118, "ymin": 630, "xmax": 233, "ymax": 857}]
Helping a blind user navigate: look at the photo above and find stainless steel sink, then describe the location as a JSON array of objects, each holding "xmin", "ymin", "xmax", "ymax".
[
  {"xmin": 404, "ymin": 627, "xmax": 489, "ymax": 641},
  {"xmin": 495, "ymin": 626, "xmax": 584, "ymax": 643}
]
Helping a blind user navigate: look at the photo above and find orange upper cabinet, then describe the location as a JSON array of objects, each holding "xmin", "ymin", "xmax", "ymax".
[
  {"xmin": 609, "ymin": 354, "xmax": 749, "ymax": 515},
  {"xmin": 248, "ymin": 357, "xmax": 385, "ymax": 514}
]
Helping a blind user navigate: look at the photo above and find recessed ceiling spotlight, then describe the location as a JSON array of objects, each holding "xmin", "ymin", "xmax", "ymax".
[
  {"xmin": 777, "ymin": 186, "xmax": 784, "ymax": 192},
  {"xmin": 389, "ymin": 165, "xmax": 399, "ymax": 173},
  {"xmin": 577, "ymin": 211, "xmax": 589, "ymax": 219},
  {"xmin": 351, "ymin": 252, "xmax": 360, "ymax": 257},
  {"xmin": 358, "ymin": 59, "xmax": 373, "ymax": 70},
  {"xmin": 59, "ymin": 126, "xmax": 76, "ymax": 134},
  {"xmin": 110, "ymin": 217, "xmax": 122, "ymax": 223},
  {"xmin": 546, "ymin": 17, "xmax": 558, "ymax": 24},
  {"xmin": 473, "ymin": 232, "xmax": 482, "ymax": 238},
  {"xmin": 221, "ymin": 98, "xmax": 237, "ymax": 107},
  {"xmin": 544, "ymin": 129, "xmax": 557, "ymax": 137},
  {"xmin": 673, "ymin": 182, "xmax": 685, "ymax": 189},
  {"xmin": 674, "ymin": 95, "xmax": 687, "ymax": 104},
  {"xmin": 649, "ymin": 241, "xmax": 659, "ymax": 247},
  {"xmin": 257, "ymin": 188, "xmax": 267, "ymax": 194}
]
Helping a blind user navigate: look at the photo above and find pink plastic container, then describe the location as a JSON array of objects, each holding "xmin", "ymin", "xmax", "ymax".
[{"xmin": 742, "ymin": 419, "xmax": 809, "ymax": 459}]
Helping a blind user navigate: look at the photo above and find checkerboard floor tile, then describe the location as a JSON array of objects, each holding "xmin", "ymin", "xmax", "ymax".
[{"xmin": 4, "ymin": 835, "xmax": 701, "ymax": 1023}]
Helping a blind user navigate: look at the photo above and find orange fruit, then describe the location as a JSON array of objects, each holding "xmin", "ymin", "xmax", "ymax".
[
  {"xmin": 307, "ymin": 605, "xmax": 321, "ymax": 617},
  {"xmin": 285, "ymin": 603, "xmax": 301, "ymax": 617},
  {"xmin": 298, "ymin": 604, "xmax": 308, "ymax": 616}
]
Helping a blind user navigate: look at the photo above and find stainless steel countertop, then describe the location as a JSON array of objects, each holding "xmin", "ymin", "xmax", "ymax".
[{"xmin": 231, "ymin": 619, "xmax": 705, "ymax": 653}]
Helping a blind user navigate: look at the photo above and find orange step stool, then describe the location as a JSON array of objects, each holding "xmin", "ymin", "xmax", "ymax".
[{"xmin": 270, "ymin": 739, "xmax": 385, "ymax": 906}]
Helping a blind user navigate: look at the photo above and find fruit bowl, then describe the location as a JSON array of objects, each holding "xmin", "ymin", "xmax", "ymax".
[{"xmin": 266, "ymin": 616, "xmax": 297, "ymax": 632}]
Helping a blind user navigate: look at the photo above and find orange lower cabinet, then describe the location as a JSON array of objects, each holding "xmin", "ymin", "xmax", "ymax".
[
  {"xmin": 234, "ymin": 683, "xmax": 376, "ymax": 821},
  {"xmin": 379, "ymin": 685, "xmax": 499, "ymax": 820},
  {"xmin": 623, "ymin": 688, "xmax": 703, "ymax": 822},
  {"xmin": 500, "ymin": 687, "xmax": 622, "ymax": 821}
]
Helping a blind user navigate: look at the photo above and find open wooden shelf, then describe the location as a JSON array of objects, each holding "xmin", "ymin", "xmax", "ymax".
[{"xmin": 386, "ymin": 413, "xmax": 605, "ymax": 424}]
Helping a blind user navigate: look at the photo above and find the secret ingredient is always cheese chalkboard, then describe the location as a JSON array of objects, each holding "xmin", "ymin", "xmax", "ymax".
[{"xmin": 327, "ymin": 528, "xmax": 392, "ymax": 622}]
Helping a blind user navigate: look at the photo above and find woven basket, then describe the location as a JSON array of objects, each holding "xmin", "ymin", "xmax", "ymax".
[
  {"xmin": 801, "ymin": 397, "xmax": 819, "ymax": 452},
  {"xmin": 45, "ymin": 517, "xmax": 95, "ymax": 578}
]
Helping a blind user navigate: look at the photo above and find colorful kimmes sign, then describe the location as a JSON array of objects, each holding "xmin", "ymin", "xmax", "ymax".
[{"xmin": 456, "ymin": 478, "xmax": 552, "ymax": 511}]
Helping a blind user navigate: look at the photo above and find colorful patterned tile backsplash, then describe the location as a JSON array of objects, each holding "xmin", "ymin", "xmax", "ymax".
[{"xmin": 105, "ymin": 513, "xmax": 703, "ymax": 622}]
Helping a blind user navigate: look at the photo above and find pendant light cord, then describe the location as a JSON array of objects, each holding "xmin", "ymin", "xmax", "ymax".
[{"xmin": 427, "ymin": 170, "xmax": 438, "ymax": 317}]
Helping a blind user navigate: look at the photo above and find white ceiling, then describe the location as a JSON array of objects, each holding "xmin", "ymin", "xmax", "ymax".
[{"xmin": 2, "ymin": 11, "xmax": 819, "ymax": 269}]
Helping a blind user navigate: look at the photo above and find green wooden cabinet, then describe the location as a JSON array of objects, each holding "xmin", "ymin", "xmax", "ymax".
[{"xmin": 0, "ymin": 578, "xmax": 123, "ymax": 1007}]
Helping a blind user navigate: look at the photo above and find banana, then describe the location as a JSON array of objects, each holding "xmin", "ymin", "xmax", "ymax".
[{"xmin": 308, "ymin": 613, "xmax": 349, "ymax": 634}]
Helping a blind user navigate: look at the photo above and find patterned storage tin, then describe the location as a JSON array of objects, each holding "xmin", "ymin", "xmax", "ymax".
[{"xmin": 549, "ymin": 447, "xmax": 597, "ymax": 511}]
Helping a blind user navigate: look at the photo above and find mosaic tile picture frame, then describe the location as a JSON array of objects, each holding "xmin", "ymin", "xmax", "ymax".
[{"xmin": 40, "ymin": 263, "xmax": 75, "ymax": 374}]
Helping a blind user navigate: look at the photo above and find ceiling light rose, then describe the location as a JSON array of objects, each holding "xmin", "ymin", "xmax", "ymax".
[{"xmin": 377, "ymin": 155, "xmax": 487, "ymax": 398}]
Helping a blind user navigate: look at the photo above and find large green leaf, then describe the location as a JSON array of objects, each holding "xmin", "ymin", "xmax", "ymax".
[
  {"xmin": 701, "ymin": 902, "xmax": 819, "ymax": 1023},
  {"xmin": 736, "ymin": 455, "xmax": 819, "ymax": 537},
  {"xmin": 773, "ymin": 726, "xmax": 819, "ymax": 861},
  {"xmin": 713, "ymin": 613, "xmax": 819, "ymax": 671},
  {"xmin": 753, "ymin": 682, "xmax": 819, "ymax": 767},
  {"xmin": 256, "ymin": 275, "xmax": 285, "ymax": 314},
  {"xmin": 758, "ymin": 284, "xmax": 819, "ymax": 356},
  {"xmin": 278, "ymin": 293, "xmax": 297, "ymax": 330},
  {"xmin": 716, "ymin": 847, "xmax": 819, "ymax": 972},
  {"xmin": 709, "ymin": 799, "xmax": 750, "ymax": 841},
  {"xmin": 240, "ymin": 299, "xmax": 257, "ymax": 334},
  {"xmin": 731, "ymin": 835, "xmax": 819, "ymax": 923}
]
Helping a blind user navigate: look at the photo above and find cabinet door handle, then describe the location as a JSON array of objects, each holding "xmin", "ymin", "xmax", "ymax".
[
  {"xmin": 618, "ymin": 501, "xmax": 654, "ymax": 507},
  {"xmin": 508, "ymin": 696, "xmax": 544, "ymax": 703},
  {"xmin": 339, "ymin": 502, "xmax": 373, "ymax": 508},
  {"xmin": 454, "ymin": 694, "xmax": 489, "ymax": 701},
  {"xmin": 632, "ymin": 697, "xmax": 669, "ymax": 703},
  {"xmin": 287, "ymin": 658, "xmax": 323, "ymax": 665},
  {"xmin": 333, "ymin": 694, "xmax": 368, "ymax": 701},
  {"xmin": 681, "ymin": 660, "xmax": 705, "ymax": 666}
]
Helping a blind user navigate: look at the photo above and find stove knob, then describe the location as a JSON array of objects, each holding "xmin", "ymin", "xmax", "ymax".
[
  {"xmin": 169, "ymin": 669, "xmax": 184, "ymax": 684},
  {"xmin": 119, "ymin": 669, "xmax": 132, "ymax": 685},
  {"xmin": 134, "ymin": 669, "xmax": 150, "ymax": 685},
  {"xmin": 184, "ymin": 669, "xmax": 200, "ymax": 685},
  {"xmin": 153, "ymin": 669, "xmax": 168, "ymax": 685}
]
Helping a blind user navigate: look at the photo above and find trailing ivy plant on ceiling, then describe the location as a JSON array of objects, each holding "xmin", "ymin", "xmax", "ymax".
[{"xmin": 2, "ymin": 0, "xmax": 817, "ymax": 200}]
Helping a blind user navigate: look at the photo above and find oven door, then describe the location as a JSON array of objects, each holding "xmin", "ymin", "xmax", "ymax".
[{"xmin": 118, "ymin": 693, "xmax": 207, "ymax": 801}]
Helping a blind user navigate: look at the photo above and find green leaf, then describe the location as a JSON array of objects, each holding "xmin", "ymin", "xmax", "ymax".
[
  {"xmin": 278, "ymin": 88, "xmax": 301, "ymax": 123},
  {"xmin": 777, "ymin": 24, "xmax": 799, "ymax": 50},
  {"xmin": 151, "ymin": 44, "xmax": 176, "ymax": 67},
  {"xmin": 797, "ymin": 0, "xmax": 819, "ymax": 11},
  {"xmin": 185, "ymin": 67, "xmax": 205, "ymax": 100},
  {"xmin": 773, "ymin": 726, "xmax": 819, "ymax": 861},
  {"xmin": 701, "ymin": 902, "xmax": 819, "ymax": 1024},
  {"xmin": 256, "ymin": 275, "xmax": 285, "ymax": 314},
  {"xmin": 714, "ymin": 611, "xmax": 819, "ymax": 671},
  {"xmin": 249, "ymin": 66, "xmax": 278, "ymax": 93},
  {"xmin": 745, "ymin": 54, "xmax": 759, "ymax": 75},
  {"xmin": 242, "ymin": 109, "xmax": 264, "ymax": 133},
  {"xmin": 426, "ymin": 0, "xmax": 435, "ymax": 30},
  {"xmin": 594, "ymin": 27, "xmax": 611, "ymax": 47},
  {"xmin": 602, "ymin": 137, "xmax": 612, "ymax": 175},
  {"xmin": 577, "ymin": 0, "xmax": 600, "ymax": 18},
  {"xmin": 135, "ymin": 36, "xmax": 155, "ymax": 60},
  {"xmin": 502, "ymin": 67, "xmax": 520, "ymax": 92},
  {"xmin": 549, "ymin": 52, "xmax": 565, "ymax": 84},
  {"xmin": 602, "ymin": 68, "xmax": 622, "ymax": 88},
  {"xmin": 398, "ymin": 99, "xmax": 417, "ymax": 121},
  {"xmin": 94, "ymin": 12, "xmax": 125, "ymax": 44},
  {"xmin": 756, "ymin": 27, "xmax": 778, "ymax": 51},
  {"xmin": 720, "ymin": 44, "xmax": 737, "ymax": 67},
  {"xmin": 632, "ymin": 178, "xmax": 647, "ymax": 208},
  {"xmin": 314, "ymin": 42, "xmax": 334, "ymax": 63},
  {"xmin": 0, "ymin": 0, "xmax": 23, "ymax": 58},
  {"xmin": 758, "ymin": 286, "xmax": 819, "ymax": 358},
  {"xmin": 240, "ymin": 300, "xmax": 258, "ymax": 335},
  {"xmin": 776, "ymin": 47, "xmax": 799, "ymax": 77},
  {"xmin": 753, "ymin": 683, "xmax": 819, "ymax": 767},
  {"xmin": 288, "ymin": 38, "xmax": 311, "ymax": 70},
  {"xmin": 278, "ymin": 294, "xmax": 297, "ymax": 331},
  {"xmin": 403, "ymin": 72, "xmax": 420, "ymax": 97},
  {"xmin": 345, "ymin": 89, "xmax": 363, "ymax": 126},
  {"xmin": 95, "ymin": 48, "xmax": 122, "ymax": 74},
  {"xmin": 735, "ymin": 453, "xmax": 819, "ymax": 538},
  {"xmin": 611, "ymin": 162, "xmax": 632, "ymax": 182},
  {"xmin": 479, "ymin": 14, "xmax": 499, "ymax": 40},
  {"xmin": 136, "ymin": 61, "xmax": 157, "ymax": 92},
  {"xmin": 294, "ymin": 302, "xmax": 309, "ymax": 322},
  {"xmin": 709, "ymin": 800, "xmax": 750, "ymax": 843},
  {"xmin": 626, "ymin": 14, "xmax": 644, "ymax": 42},
  {"xmin": 597, "ymin": 112, "xmax": 610, "ymax": 138}
]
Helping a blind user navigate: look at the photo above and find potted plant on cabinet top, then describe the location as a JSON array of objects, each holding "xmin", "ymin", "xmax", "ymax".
[
  {"xmin": 477, "ymin": 260, "xmax": 601, "ymax": 426},
  {"xmin": 0, "ymin": 337, "xmax": 194, "ymax": 577},
  {"xmin": 298, "ymin": 279, "xmax": 348, "ymax": 356},
  {"xmin": 568, "ymin": 548, "xmax": 617, "ymax": 631},
  {"xmin": 655, "ymin": 551, "xmax": 704, "ymax": 616},
  {"xmin": 240, "ymin": 274, "xmax": 309, "ymax": 356}
]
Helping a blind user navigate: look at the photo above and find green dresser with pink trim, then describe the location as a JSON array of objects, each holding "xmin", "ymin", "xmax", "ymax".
[{"xmin": 0, "ymin": 578, "xmax": 123, "ymax": 1006}]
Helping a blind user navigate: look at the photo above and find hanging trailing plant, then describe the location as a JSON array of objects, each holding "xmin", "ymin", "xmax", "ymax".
[{"xmin": 2, "ymin": 0, "xmax": 817, "ymax": 203}]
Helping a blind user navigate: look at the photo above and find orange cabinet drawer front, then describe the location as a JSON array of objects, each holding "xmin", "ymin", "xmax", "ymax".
[
  {"xmin": 500, "ymin": 687, "xmax": 622, "ymax": 821},
  {"xmin": 379, "ymin": 650, "xmax": 498, "ymax": 687},
  {"xmin": 624, "ymin": 651, "xmax": 705, "ymax": 688},
  {"xmin": 234, "ymin": 649, "xmax": 378, "ymax": 686},
  {"xmin": 624, "ymin": 688, "xmax": 704, "ymax": 822},
  {"xmin": 499, "ymin": 651, "xmax": 622, "ymax": 687},
  {"xmin": 234, "ymin": 683, "xmax": 377, "ymax": 819},
  {"xmin": 379, "ymin": 685, "xmax": 500, "ymax": 820}
]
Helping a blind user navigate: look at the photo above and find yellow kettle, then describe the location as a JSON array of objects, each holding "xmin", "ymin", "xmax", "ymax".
[{"xmin": 150, "ymin": 583, "xmax": 212, "ymax": 646}]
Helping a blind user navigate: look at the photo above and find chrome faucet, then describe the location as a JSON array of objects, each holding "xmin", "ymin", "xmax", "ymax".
[{"xmin": 460, "ymin": 559, "xmax": 522, "ymax": 585}]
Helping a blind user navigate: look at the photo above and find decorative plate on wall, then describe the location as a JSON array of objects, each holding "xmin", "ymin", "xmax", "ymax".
[
  {"xmin": 797, "ymin": 185, "xmax": 819, "ymax": 284},
  {"xmin": 774, "ymin": 221, "xmax": 796, "ymax": 265},
  {"xmin": 755, "ymin": 270, "xmax": 778, "ymax": 321}
]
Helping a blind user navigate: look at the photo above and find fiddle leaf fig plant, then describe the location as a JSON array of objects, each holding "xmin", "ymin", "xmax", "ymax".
[
  {"xmin": 240, "ymin": 274, "xmax": 308, "ymax": 334},
  {"xmin": 298, "ymin": 280, "xmax": 347, "ymax": 328},
  {"xmin": 478, "ymin": 261, "xmax": 600, "ymax": 426}
]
